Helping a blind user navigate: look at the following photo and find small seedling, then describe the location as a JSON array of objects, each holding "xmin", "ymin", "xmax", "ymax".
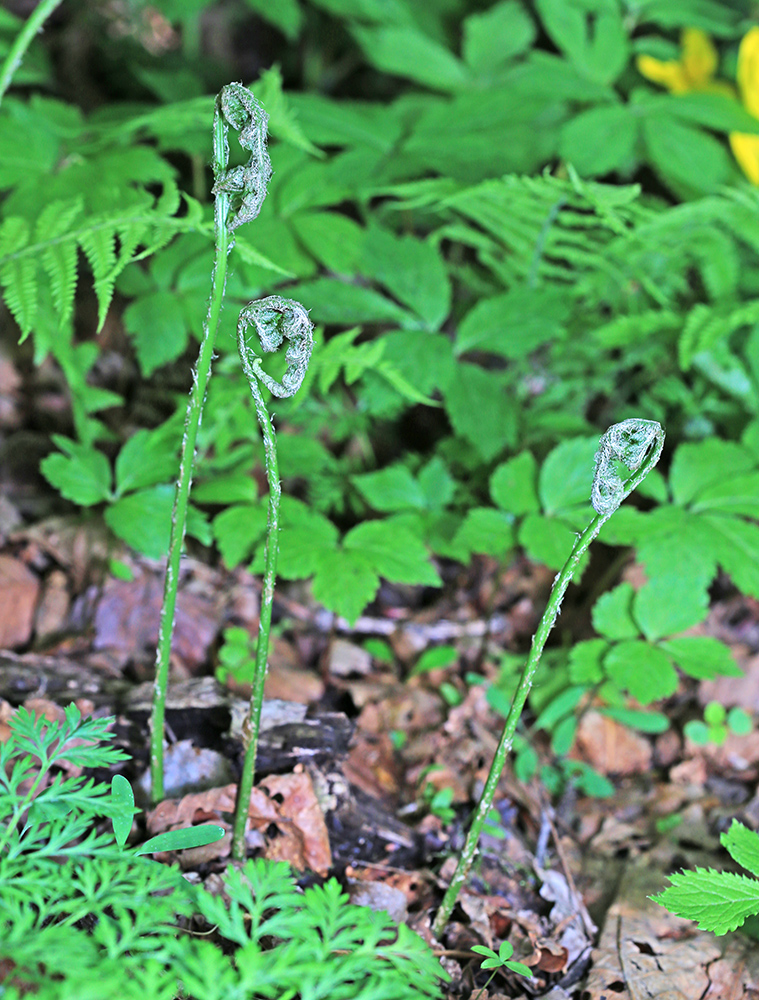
[
  {"xmin": 471, "ymin": 941, "xmax": 532, "ymax": 998},
  {"xmin": 684, "ymin": 702, "xmax": 752, "ymax": 746},
  {"xmin": 432, "ymin": 419, "xmax": 665, "ymax": 936}
]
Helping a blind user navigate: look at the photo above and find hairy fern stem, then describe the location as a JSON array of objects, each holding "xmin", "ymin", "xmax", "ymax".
[
  {"xmin": 432, "ymin": 419, "xmax": 665, "ymax": 937},
  {"xmin": 150, "ymin": 85, "xmax": 271, "ymax": 802},
  {"xmin": 231, "ymin": 298, "xmax": 313, "ymax": 860},
  {"xmin": 0, "ymin": 0, "xmax": 63, "ymax": 106}
]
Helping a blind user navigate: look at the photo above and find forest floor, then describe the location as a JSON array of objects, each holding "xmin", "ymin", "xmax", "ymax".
[{"xmin": 1, "ymin": 348, "xmax": 759, "ymax": 998}]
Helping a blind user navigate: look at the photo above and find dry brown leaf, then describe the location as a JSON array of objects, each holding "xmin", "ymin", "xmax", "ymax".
[
  {"xmin": 0, "ymin": 555, "xmax": 39, "ymax": 648},
  {"xmin": 260, "ymin": 769, "xmax": 331, "ymax": 875},
  {"xmin": 574, "ymin": 710, "xmax": 652, "ymax": 776}
]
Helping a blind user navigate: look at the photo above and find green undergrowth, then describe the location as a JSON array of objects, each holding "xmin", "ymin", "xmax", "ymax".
[
  {"xmin": 2, "ymin": 0, "xmax": 759, "ymax": 938},
  {"xmin": 0, "ymin": 705, "xmax": 447, "ymax": 999}
]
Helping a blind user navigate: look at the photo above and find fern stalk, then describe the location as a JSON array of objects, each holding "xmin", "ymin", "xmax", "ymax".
[
  {"xmin": 231, "ymin": 298, "xmax": 313, "ymax": 860},
  {"xmin": 0, "ymin": 0, "xmax": 63, "ymax": 106},
  {"xmin": 432, "ymin": 419, "xmax": 664, "ymax": 937},
  {"xmin": 150, "ymin": 85, "xmax": 272, "ymax": 802}
]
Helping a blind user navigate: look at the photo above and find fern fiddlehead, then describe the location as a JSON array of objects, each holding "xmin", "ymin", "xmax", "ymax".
[
  {"xmin": 432, "ymin": 418, "xmax": 665, "ymax": 937},
  {"xmin": 150, "ymin": 84, "xmax": 272, "ymax": 803},
  {"xmin": 231, "ymin": 298, "xmax": 313, "ymax": 861}
]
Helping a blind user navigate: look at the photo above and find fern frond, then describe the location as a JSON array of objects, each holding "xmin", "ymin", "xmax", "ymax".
[
  {"xmin": 0, "ymin": 215, "xmax": 36, "ymax": 335},
  {"xmin": 0, "ymin": 190, "xmax": 204, "ymax": 336}
]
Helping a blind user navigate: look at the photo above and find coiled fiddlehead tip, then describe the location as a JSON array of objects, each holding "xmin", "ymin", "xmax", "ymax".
[
  {"xmin": 238, "ymin": 296, "xmax": 313, "ymax": 398},
  {"xmin": 591, "ymin": 418, "xmax": 664, "ymax": 516},
  {"xmin": 214, "ymin": 83, "xmax": 272, "ymax": 232}
]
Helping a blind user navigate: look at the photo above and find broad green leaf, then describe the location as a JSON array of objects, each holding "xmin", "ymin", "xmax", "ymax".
[
  {"xmin": 136, "ymin": 824, "xmax": 226, "ymax": 856},
  {"xmin": 456, "ymin": 287, "xmax": 568, "ymax": 358},
  {"xmin": 444, "ymin": 364, "xmax": 517, "ymax": 461},
  {"xmin": 417, "ymin": 457, "xmax": 456, "ymax": 510},
  {"xmin": 642, "ymin": 114, "xmax": 734, "ymax": 195},
  {"xmin": 600, "ymin": 707, "xmax": 670, "ymax": 733},
  {"xmin": 312, "ymin": 549, "xmax": 380, "ymax": 624},
  {"xmin": 213, "ymin": 502, "xmax": 268, "ymax": 567},
  {"xmin": 539, "ymin": 436, "xmax": 598, "ymax": 514},
  {"xmin": 454, "ymin": 507, "xmax": 514, "ymax": 558},
  {"xmin": 41, "ymin": 437, "xmax": 112, "ymax": 507},
  {"xmin": 289, "ymin": 277, "xmax": 411, "ymax": 324},
  {"xmin": 536, "ymin": 0, "xmax": 628, "ymax": 85},
  {"xmin": 491, "ymin": 451, "xmax": 539, "ymax": 515},
  {"xmin": 242, "ymin": 0, "xmax": 302, "ymax": 39},
  {"xmin": 662, "ymin": 92, "xmax": 759, "ymax": 136},
  {"xmin": 272, "ymin": 499, "xmax": 340, "ymax": 578},
  {"xmin": 604, "ymin": 640, "xmax": 678, "ymax": 705},
  {"xmin": 518, "ymin": 513, "xmax": 578, "ymax": 570},
  {"xmin": 592, "ymin": 583, "xmax": 639, "ymax": 641},
  {"xmin": 362, "ymin": 225, "xmax": 451, "ymax": 330},
  {"xmin": 352, "ymin": 465, "xmax": 426, "ymax": 512},
  {"xmin": 670, "ymin": 440, "xmax": 755, "ymax": 506},
  {"xmin": 569, "ymin": 638, "xmax": 607, "ymax": 684},
  {"xmin": 105, "ymin": 485, "xmax": 209, "ymax": 558},
  {"xmin": 691, "ymin": 472, "xmax": 759, "ymax": 519},
  {"xmin": 114, "ymin": 427, "xmax": 180, "ymax": 497},
  {"xmin": 110, "ymin": 774, "xmax": 135, "ymax": 847},
  {"xmin": 723, "ymin": 821, "xmax": 759, "ymax": 879},
  {"xmin": 290, "ymin": 210, "xmax": 365, "ymax": 276},
  {"xmin": 703, "ymin": 514, "xmax": 759, "ymax": 598},
  {"xmin": 660, "ymin": 637, "xmax": 741, "ymax": 681},
  {"xmin": 123, "ymin": 290, "xmax": 188, "ymax": 375},
  {"xmin": 462, "ymin": 1, "xmax": 535, "ymax": 74},
  {"xmin": 652, "ymin": 869, "xmax": 759, "ymax": 934},
  {"xmin": 560, "ymin": 103, "xmax": 639, "ymax": 176},
  {"xmin": 344, "ymin": 519, "xmax": 441, "ymax": 587},
  {"xmin": 351, "ymin": 25, "xmax": 470, "ymax": 92}
]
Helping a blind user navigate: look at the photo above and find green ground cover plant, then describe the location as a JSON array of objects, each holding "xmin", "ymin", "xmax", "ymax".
[
  {"xmin": 0, "ymin": 706, "xmax": 447, "ymax": 999},
  {"xmin": 3, "ymin": 0, "xmax": 759, "ymax": 958}
]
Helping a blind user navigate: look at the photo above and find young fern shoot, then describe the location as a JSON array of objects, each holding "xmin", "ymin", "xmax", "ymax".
[
  {"xmin": 432, "ymin": 419, "xmax": 665, "ymax": 937},
  {"xmin": 150, "ymin": 84, "xmax": 272, "ymax": 802},
  {"xmin": 231, "ymin": 297, "xmax": 313, "ymax": 860}
]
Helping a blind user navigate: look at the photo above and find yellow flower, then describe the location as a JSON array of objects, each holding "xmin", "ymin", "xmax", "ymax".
[
  {"xmin": 637, "ymin": 27, "xmax": 734, "ymax": 97},
  {"xmin": 731, "ymin": 27, "xmax": 759, "ymax": 183}
]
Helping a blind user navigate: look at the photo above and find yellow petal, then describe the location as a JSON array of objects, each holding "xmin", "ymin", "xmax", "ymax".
[
  {"xmin": 730, "ymin": 132, "xmax": 759, "ymax": 184},
  {"xmin": 681, "ymin": 27, "xmax": 719, "ymax": 87},
  {"xmin": 737, "ymin": 27, "xmax": 759, "ymax": 119},
  {"xmin": 636, "ymin": 54, "xmax": 690, "ymax": 92}
]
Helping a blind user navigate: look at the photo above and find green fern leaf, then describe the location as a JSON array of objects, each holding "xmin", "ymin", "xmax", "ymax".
[{"xmin": 0, "ymin": 216, "xmax": 36, "ymax": 336}]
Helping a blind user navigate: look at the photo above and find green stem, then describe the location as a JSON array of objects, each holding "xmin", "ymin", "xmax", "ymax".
[
  {"xmin": 150, "ymin": 114, "xmax": 231, "ymax": 803},
  {"xmin": 230, "ymin": 297, "xmax": 313, "ymax": 860},
  {"xmin": 431, "ymin": 419, "xmax": 664, "ymax": 937},
  {"xmin": 231, "ymin": 376, "xmax": 280, "ymax": 860},
  {"xmin": 0, "ymin": 0, "xmax": 63, "ymax": 106}
]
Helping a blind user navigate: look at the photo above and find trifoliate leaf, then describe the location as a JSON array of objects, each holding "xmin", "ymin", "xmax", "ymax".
[
  {"xmin": 114, "ymin": 426, "xmax": 180, "ymax": 497},
  {"xmin": 417, "ymin": 457, "xmax": 456, "ymax": 510},
  {"xmin": 569, "ymin": 638, "xmax": 607, "ymax": 684}
]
